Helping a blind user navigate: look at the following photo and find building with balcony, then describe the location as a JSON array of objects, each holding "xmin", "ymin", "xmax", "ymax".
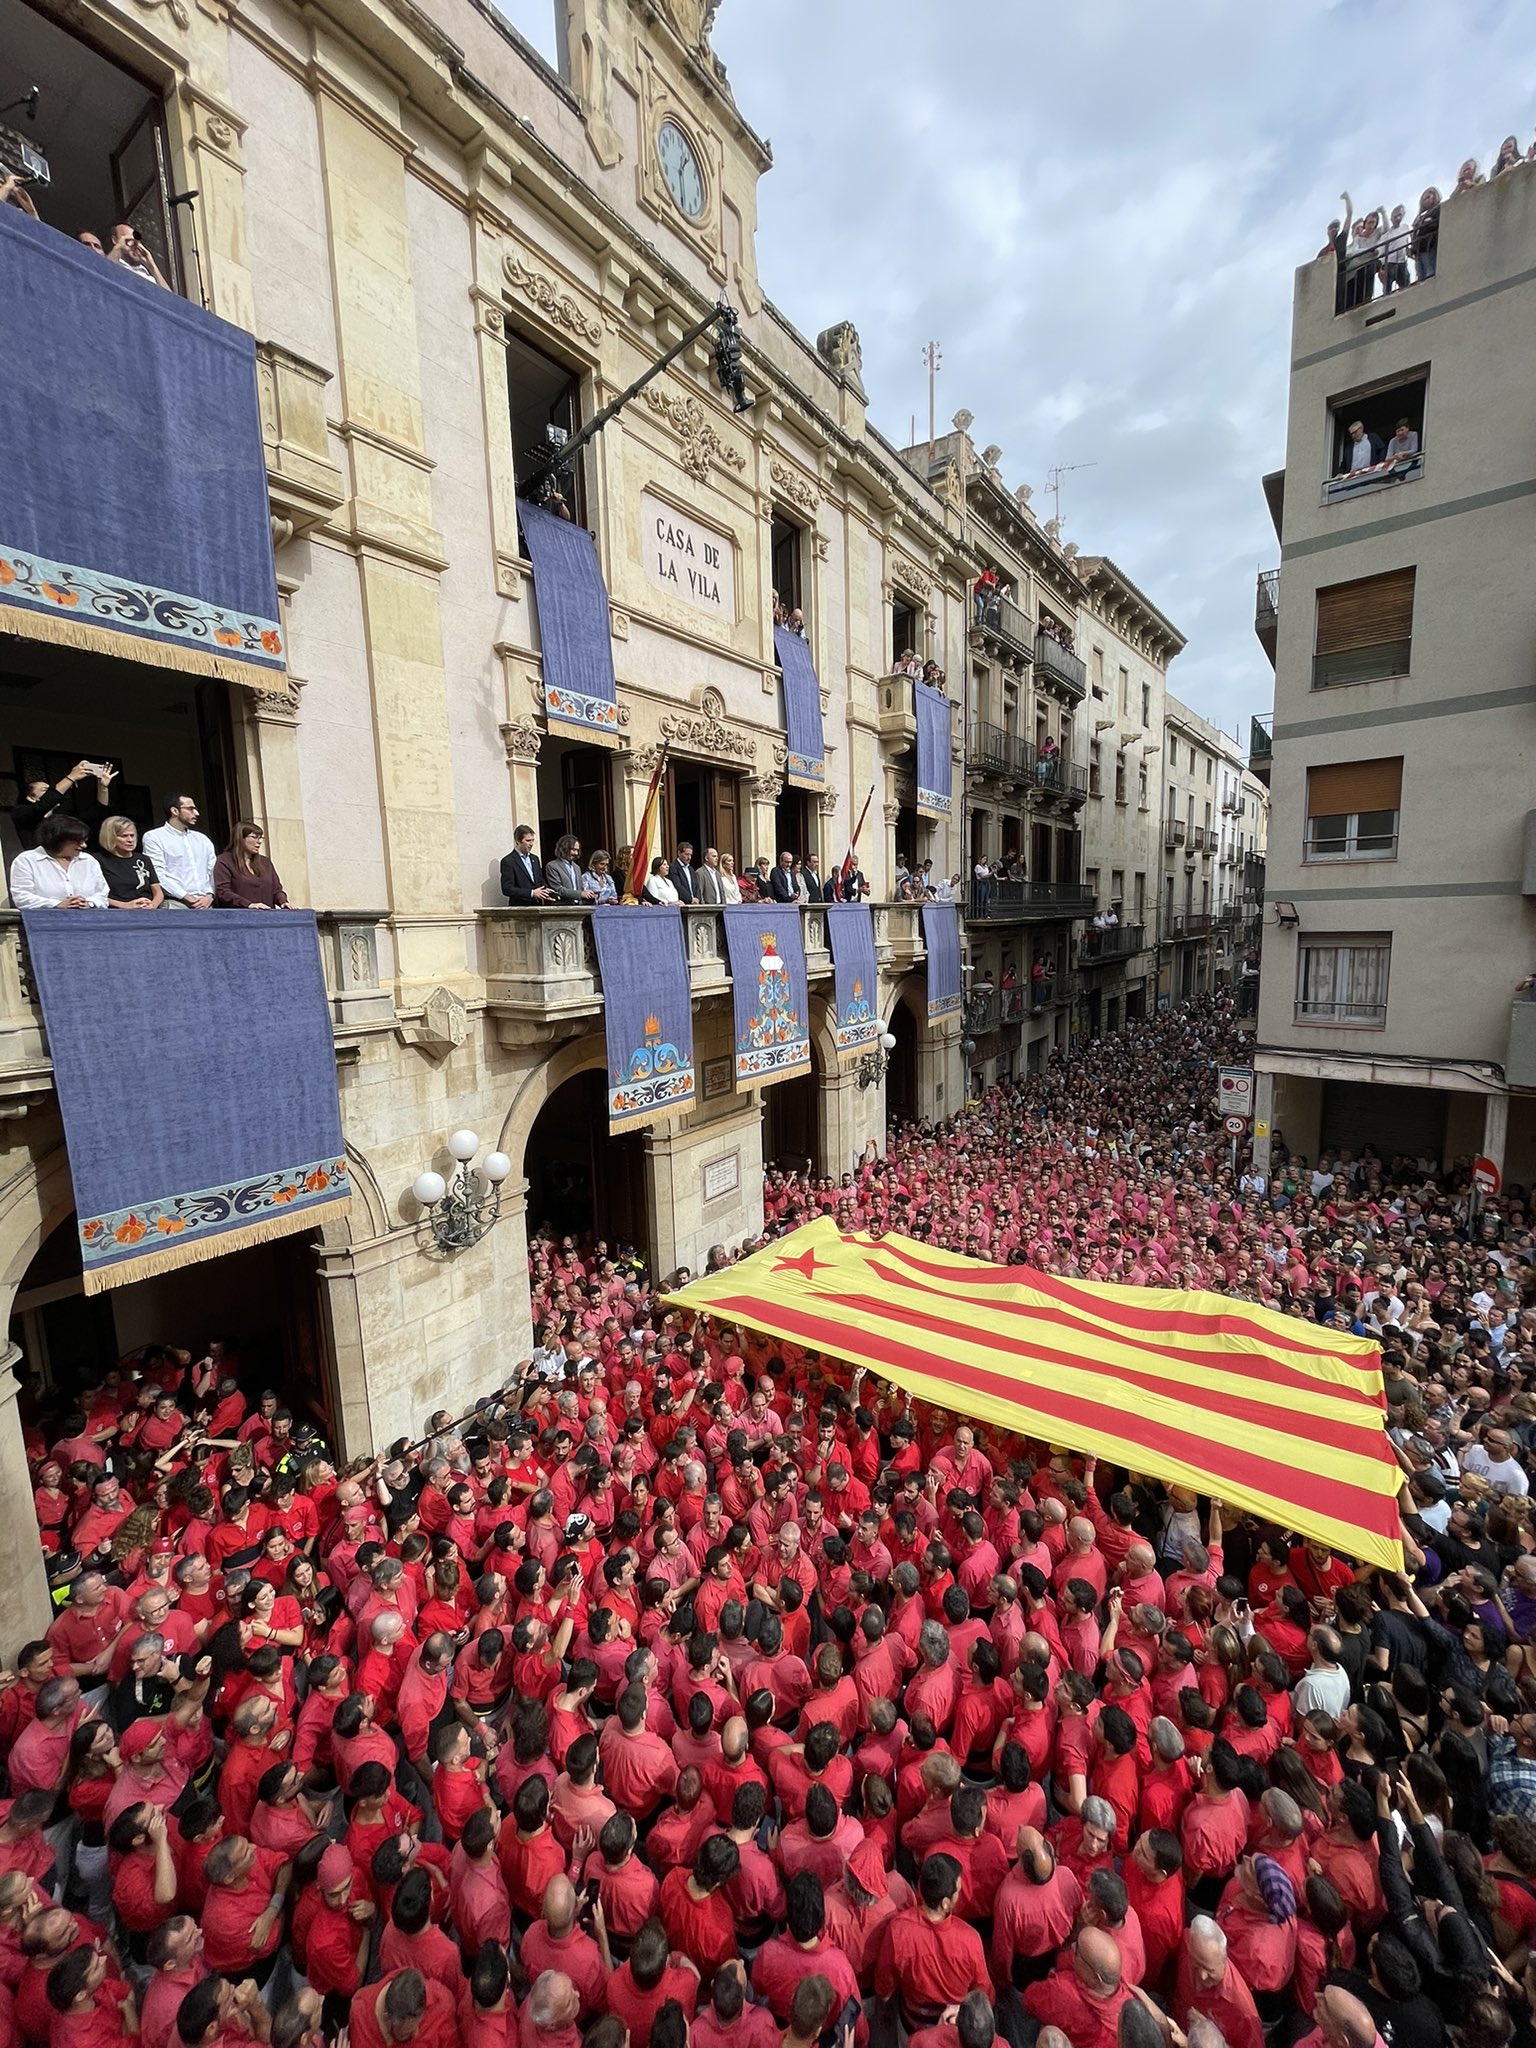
[
  {"xmin": 0, "ymin": 0, "xmax": 976, "ymax": 1638},
  {"xmin": 1075, "ymin": 556, "xmax": 1184, "ymax": 1035},
  {"xmin": 1251, "ymin": 167, "xmax": 1536, "ymax": 1180},
  {"xmin": 1159, "ymin": 698, "xmax": 1256, "ymax": 1001}
]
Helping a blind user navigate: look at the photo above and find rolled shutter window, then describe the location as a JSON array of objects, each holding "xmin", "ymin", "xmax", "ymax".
[{"xmin": 1306, "ymin": 758, "xmax": 1403, "ymax": 816}]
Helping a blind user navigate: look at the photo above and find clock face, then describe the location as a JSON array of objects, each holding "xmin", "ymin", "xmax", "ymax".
[{"xmin": 657, "ymin": 119, "xmax": 706, "ymax": 220}]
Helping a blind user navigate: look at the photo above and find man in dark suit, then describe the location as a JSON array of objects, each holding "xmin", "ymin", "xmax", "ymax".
[
  {"xmin": 768, "ymin": 851, "xmax": 797, "ymax": 903},
  {"xmin": 500, "ymin": 825, "xmax": 552, "ymax": 904},
  {"xmin": 667, "ymin": 842, "xmax": 697, "ymax": 904},
  {"xmin": 802, "ymin": 854, "xmax": 827, "ymax": 902}
]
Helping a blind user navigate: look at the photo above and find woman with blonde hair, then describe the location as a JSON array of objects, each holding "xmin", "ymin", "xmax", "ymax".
[
  {"xmin": 96, "ymin": 814, "xmax": 163, "ymax": 908},
  {"xmin": 214, "ymin": 819, "xmax": 289, "ymax": 908}
]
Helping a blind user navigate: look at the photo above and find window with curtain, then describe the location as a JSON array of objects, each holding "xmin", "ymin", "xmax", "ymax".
[
  {"xmin": 1305, "ymin": 758, "xmax": 1402, "ymax": 860},
  {"xmin": 1296, "ymin": 938, "xmax": 1392, "ymax": 1025},
  {"xmin": 1312, "ymin": 568, "xmax": 1416, "ymax": 688}
]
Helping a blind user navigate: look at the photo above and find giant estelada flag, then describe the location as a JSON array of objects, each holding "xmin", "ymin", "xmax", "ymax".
[
  {"xmin": 590, "ymin": 905, "xmax": 695, "ymax": 1131},
  {"xmin": 0, "ymin": 207, "xmax": 284, "ymax": 682},
  {"xmin": 665, "ymin": 1219, "xmax": 1404, "ymax": 1568},
  {"xmin": 723, "ymin": 905, "xmax": 811, "ymax": 1087},
  {"xmin": 22, "ymin": 912, "xmax": 349, "ymax": 1292}
]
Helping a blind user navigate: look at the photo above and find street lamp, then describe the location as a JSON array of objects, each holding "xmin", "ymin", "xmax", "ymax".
[
  {"xmin": 412, "ymin": 1129, "xmax": 512, "ymax": 1251},
  {"xmin": 856, "ymin": 1029, "xmax": 898, "ymax": 1090}
]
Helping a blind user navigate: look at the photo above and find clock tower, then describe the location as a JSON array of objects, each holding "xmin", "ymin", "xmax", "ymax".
[{"xmin": 559, "ymin": 0, "xmax": 771, "ymax": 311}]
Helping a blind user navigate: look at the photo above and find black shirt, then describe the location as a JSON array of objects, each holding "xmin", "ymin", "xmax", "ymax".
[{"xmin": 99, "ymin": 850, "xmax": 160, "ymax": 903}]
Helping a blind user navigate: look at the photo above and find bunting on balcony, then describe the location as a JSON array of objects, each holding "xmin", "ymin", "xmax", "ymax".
[
  {"xmin": 922, "ymin": 901, "xmax": 962, "ymax": 1022},
  {"xmin": 826, "ymin": 904, "xmax": 880, "ymax": 1060},
  {"xmin": 0, "ymin": 209, "xmax": 284, "ymax": 683},
  {"xmin": 21, "ymin": 912, "xmax": 348, "ymax": 1293},
  {"xmin": 774, "ymin": 625, "xmax": 825, "ymax": 791},
  {"xmin": 590, "ymin": 905, "xmax": 696, "ymax": 1132},
  {"xmin": 914, "ymin": 681, "xmax": 952, "ymax": 818},
  {"xmin": 724, "ymin": 905, "xmax": 811, "ymax": 1088},
  {"xmin": 519, "ymin": 499, "xmax": 620, "ymax": 741},
  {"xmin": 662, "ymin": 1220, "xmax": 1403, "ymax": 1570}
]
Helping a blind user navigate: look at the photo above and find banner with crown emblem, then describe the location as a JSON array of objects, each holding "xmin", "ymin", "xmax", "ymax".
[
  {"xmin": 826, "ymin": 904, "xmax": 880, "ymax": 1060},
  {"xmin": 723, "ymin": 905, "xmax": 812, "ymax": 1088},
  {"xmin": 922, "ymin": 900, "xmax": 963, "ymax": 1022},
  {"xmin": 590, "ymin": 905, "xmax": 696, "ymax": 1132}
]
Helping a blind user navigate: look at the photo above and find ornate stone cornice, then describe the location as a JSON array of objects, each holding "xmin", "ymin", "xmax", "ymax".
[
  {"xmin": 499, "ymin": 719, "xmax": 543, "ymax": 765},
  {"xmin": 643, "ymin": 385, "xmax": 748, "ymax": 485},
  {"xmin": 769, "ymin": 458, "xmax": 819, "ymax": 516},
  {"xmin": 658, "ymin": 708, "xmax": 757, "ymax": 762},
  {"xmin": 248, "ymin": 676, "xmax": 306, "ymax": 725},
  {"xmin": 891, "ymin": 554, "xmax": 933, "ymax": 602}
]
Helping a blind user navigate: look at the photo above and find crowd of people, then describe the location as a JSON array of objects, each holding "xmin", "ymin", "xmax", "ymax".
[
  {"xmin": 8, "ymin": 990, "xmax": 1536, "ymax": 2048},
  {"xmin": 7, "ymin": 775, "xmax": 289, "ymax": 912},
  {"xmin": 1323, "ymin": 136, "xmax": 1533, "ymax": 308}
]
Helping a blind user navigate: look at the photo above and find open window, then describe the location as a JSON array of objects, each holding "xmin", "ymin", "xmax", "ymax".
[
  {"xmin": 1313, "ymin": 568, "xmax": 1415, "ymax": 689},
  {"xmin": 771, "ymin": 510, "xmax": 804, "ymax": 621},
  {"xmin": 0, "ymin": 3, "xmax": 184, "ymax": 293},
  {"xmin": 1326, "ymin": 370, "xmax": 1428, "ymax": 501},
  {"xmin": 1305, "ymin": 757, "xmax": 1401, "ymax": 862},
  {"xmin": 892, "ymin": 595, "xmax": 920, "ymax": 668},
  {"xmin": 506, "ymin": 325, "xmax": 587, "ymax": 527}
]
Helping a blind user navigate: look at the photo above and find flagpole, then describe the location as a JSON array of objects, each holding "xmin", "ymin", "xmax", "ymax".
[
  {"xmin": 624, "ymin": 747, "xmax": 668, "ymax": 904},
  {"xmin": 840, "ymin": 784, "xmax": 875, "ymax": 896}
]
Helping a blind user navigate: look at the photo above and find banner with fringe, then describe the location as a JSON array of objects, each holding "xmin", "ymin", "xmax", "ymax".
[
  {"xmin": 724, "ymin": 905, "xmax": 811, "ymax": 1088},
  {"xmin": 590, "ymin": 905, "xmax": 696, "ymax": 1131},
  {"xmin": 915, "ymin": 681, "xmax": 953, "ymax": 819},
  {"xmin": 826, "ymin": 904, "xmax": 879, "ymax": 1059},
  {"xmin": 774, "ymin": 625, "xmax": 825, "ymax": 791},
  {"xmin": 0, "ymin": 208, "xmax": 283, "ymax": 683},
  {"xmin": 519, "ymin": 499, "xmax": 620, "ymax": 741},
  {"xmin": 21, "ymin": 911, "xmax": 348, "ymax": 1292},
  {"xmin": 922, "ymin": 900, "xmax": 962, "ymax": 1020}
]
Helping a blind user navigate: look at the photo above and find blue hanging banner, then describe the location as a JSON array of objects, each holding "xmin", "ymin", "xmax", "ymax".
[
  {"xmin": 724, "ymin": 906, "xmax": 812, "ymax": 1088},
  {"xmin": 519, "ymin": 498, "xmax": 620, "ymax": 739},
  {"xmin": 922, "ymin": 901, "xmax": 963, "ymax": 1021},
  {"xmin": 774, "ymin": 625, "xmax": 825, "ymax": 791},
  {"xmin": 915, "ymin": 681, "xmax": 953, "ymax": 819},
  {"xmin": 0, "ymin": 209, "xmax": 283, "ymax": 682},
  {"xmin": 21, "ymin": 913, "xmax": 348, "ymax": 1292},
  {"xmin": 826, "ymin": 904, "xmax": 879, "ymax": 1060},
  {"xmin": 590, "ymin": 906, "xmax": 696, "ymax": 1131}
]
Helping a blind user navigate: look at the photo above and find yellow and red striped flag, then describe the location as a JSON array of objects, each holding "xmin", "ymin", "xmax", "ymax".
[
  {"xmin": 663, "ymin": 1218, "xmax": 1403, "ymax": 1568},
  {"xmin": 624, "ymin": 747, "xmax": 667, "ymax": 903}
]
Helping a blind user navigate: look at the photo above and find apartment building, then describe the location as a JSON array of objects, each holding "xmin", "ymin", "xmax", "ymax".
[{"xmin": 1251, "ymin": 167, "xmax": 1536, "ymax": 1179}]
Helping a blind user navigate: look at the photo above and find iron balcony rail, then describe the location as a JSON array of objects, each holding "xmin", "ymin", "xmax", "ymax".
[
  {"xmin": 1033, "ymin": 630, "xmax": 1087, "ymax": 698},
  {"xmin": 967, "ymin": 879, "xmax": 1096, "ymax": 921},
  {"xmin": 972, "ymin": 591, "xmax": 1037, "ymax": 663},
  {"xmin": 1079, "ymin": 922, "xmax": 1146, "ymax": 962}
]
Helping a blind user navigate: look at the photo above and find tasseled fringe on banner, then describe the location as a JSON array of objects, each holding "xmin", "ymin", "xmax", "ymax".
[
  {"xmin": 81, "ymin": 1195, "xmax": 351, "ymax": 1295},
  {"xmin": 0, "ymin": 607, "xmax": 286, "ymax": 690}
]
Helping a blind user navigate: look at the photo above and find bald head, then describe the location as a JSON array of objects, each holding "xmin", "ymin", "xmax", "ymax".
[
  {"xmin": 542, "ymin": 1875, "xmax": 575, "ymax": 1935},
  {"xmin": 721, "ymin": 1715, "xmax": 747, "ymax": 1763},
  {"xmin": 1317, "ymin": 1986, "xmax": 1379, "ymax": 2048},
  {"xmin": 1074, "ymin": 1926, "xmax": 1122, "ymax": 1996}
]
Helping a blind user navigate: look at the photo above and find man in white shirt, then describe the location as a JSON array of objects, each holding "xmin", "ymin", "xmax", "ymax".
[
  {"xmin": 1292, "ymin": 1629, "xmax": 1352, "ymax": 1719},
  {"xmin": 8, "ymin": 813, "xmax": 109, "ymax": 908},
  {"xmin": 143, "ymin": 793, "xmax": 216, "ymax": 908},
  {"xmin": 1462, "ymin": 1429, "xmax": 1530, "ymax": 1497}
]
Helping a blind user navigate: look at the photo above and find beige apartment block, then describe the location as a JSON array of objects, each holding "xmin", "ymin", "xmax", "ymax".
[
  {"xmin": 1251, "ymin": 168, "xmax": 1536, "ymax": 1178},
  {"xmin": 0, "ymin": 0, "xmax": 985, "ymax": 1639}
]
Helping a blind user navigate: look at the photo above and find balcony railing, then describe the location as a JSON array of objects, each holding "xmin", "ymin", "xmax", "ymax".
[
  {"xmin": 1255, "ymin": 568, "xmax": 1279, "ymax": 664},
  {"xmin": 967, "ymin": 720, "xmax": 1026, "ymax": 777},
  {"xmin": 1168, "ymin": 911, "xmax": 1217, "ymax": 939},
  {"xmin": 967, "ymin": 880, "xmax": 1095, "ymax": 922},
  {"xmin": 1190, "ymin": 824, "xmax": 1206, "ymax": 851},
  {"xmin": 1334, "ymin": 222, "xmax": 1437, "ymax": 317},
  {"xmin": 971, "ymin": 592, "xmax": 1037, "ymax": 664},
  {"xmin": 1033, "ymin": 630, "xmax": 1087, "ymax": 699},
  {"xmin": 1078, "ymin": 922, "xmax": 1146, "ymax": 963},
  {"xmin": 1029, "ymin": 754, "xmax": 1090, "ymax": 804},
  {"xmin": 1164, "ymin": 819, "xmax": 1187, "ymax": 849},
  {"xmin": 1323, "ymin": 447, "xmax": 1425, "ymax": 506}
]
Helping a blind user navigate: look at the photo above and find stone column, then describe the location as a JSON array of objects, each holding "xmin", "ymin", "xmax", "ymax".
[
  {"xmin": 1252, "ymin": 1070, "xmax": 1276, "ymax": 1177},
  {"xmin": 1484, "ymin": 1091, "xmax": 1509, "ymax": 1176},
  {"xmin": 0, "ymin": 1346, "xmax": 52, "ymax": 1641}
]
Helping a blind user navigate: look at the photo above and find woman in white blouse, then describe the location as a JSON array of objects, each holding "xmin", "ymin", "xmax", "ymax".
[
  {"xmin": 8, "ymin": 813, "xmax": 109, "ymax": 909},
  {"xmin": 719, "ymin": 854, "xmax": 742, "ymax": 904},
  {"xmin": 642, "ymin": 857, "xmax": 679, "ymax": 905}
]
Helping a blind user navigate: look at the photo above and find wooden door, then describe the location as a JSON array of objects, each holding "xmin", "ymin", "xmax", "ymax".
[{"xmin": 709, "ymin": 770, "xmax": 742, "ymax": 865}]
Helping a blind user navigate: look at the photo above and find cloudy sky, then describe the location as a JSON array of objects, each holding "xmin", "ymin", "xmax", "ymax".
[{"xmin": 499, "ymin": 1, "xmax": 1533, "ymax": 735}]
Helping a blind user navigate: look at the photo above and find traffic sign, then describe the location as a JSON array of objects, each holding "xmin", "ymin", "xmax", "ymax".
[
  {"xmin": 1254, "ymin": 1119, "xmax": 1270, "ymax": 1139},
  {"xmin": 1223, "ymin": 1114, "xmax": 1247, "ymax": 1136},
  {"xmin": 1217, "ymin": 1068, "xmax": 1254, "ymax": 1119},
  {"xmin": 1473, "ymin": 1154, "xmax": 1502, "ymax": 1196}
]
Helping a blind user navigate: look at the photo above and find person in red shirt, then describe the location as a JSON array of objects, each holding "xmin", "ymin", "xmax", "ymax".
[
  {"xmin": 520, "ymin": 1875, "xmax": 608, "ymax": 2022},
  {"xmin": 604, "ymin": 1918, "xmax": 701, "ymax": 2048},
  {"xmin": 306, "ymin": 1842, "xmax": 376, "ymax": 2015},
  {"xmin": 874, "ymin": 1854, "xmax": 990, "ymax": 2023},
  {"xmin": 1124, "ymin": 1829, "xmax": 1186, "ymax": 1990},
  {"xmin": 659, "ymin": 1834, "xmax": 738, "ymax": 1979},
  {"xmin": 200, "ymin": 1835, "xmax": 289, "ymax": 1982},
  {"xmin": 349, "ymin": 1966, "xmax": 458, "ymax": 2048},
  {"xmin": 430, "ymin": 1723, "xmax": 492, "ymax": 1847},
  {"xmin": 44, "ymin": 1944, "xmax": 138, "ymax": 2048},
  {"xmin": 1087, "ymin": 1707, "xmax": 1141, "ymax": 1854},
  {"xmin": 450, "ymin": 1810, "xmax": 513, "ymax": 1954},
  {"xmin": 1173, "ymin": 1915, "xmax": 1264, "ymax": 2048},
  {"xmin": 600, "ymin": 1685, "xmax": 680, "ymax": 1820},
  {"xmin": 1179, "ymin": 1740, "xmax": 1251, "ymax": 1894},
  {"xmin": 105, "ymin": 1801, "xmax": 178, "ymax": 1942},
  {"xmin": 1288, "ymin": 1539, "xmax": 1354, "ymax": 1613},
  {"xmin": 1023, "ymin": 1926, "xmax": 1131, "ymax": 2048},
  {"xmin": 498, "ymin": 1776, "xmax": 569, "ymax": 1922}
]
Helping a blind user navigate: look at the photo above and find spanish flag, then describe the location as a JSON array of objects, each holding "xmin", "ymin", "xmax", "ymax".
[{"xmin": 664, "ymin": 1218, "xmax": 1403, "ymax": 1568}]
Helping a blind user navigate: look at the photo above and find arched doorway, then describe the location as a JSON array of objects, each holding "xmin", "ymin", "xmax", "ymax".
[
  {"xmin": 887, "ymin": 1000, "xmax": 919, "ymax": 1125},
  {"xmin": 523, "ymin": 1069, "xmax": 648, "ymax": 1253}
]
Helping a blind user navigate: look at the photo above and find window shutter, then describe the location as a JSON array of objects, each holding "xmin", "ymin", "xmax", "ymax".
[
  {"xmin": 1314, "ymin": 569, "xmax": 1416, "ymax": 656},
  {"xmin": 1306, "ymin": 758, "xmax": 1403, "ymax": 816}
]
